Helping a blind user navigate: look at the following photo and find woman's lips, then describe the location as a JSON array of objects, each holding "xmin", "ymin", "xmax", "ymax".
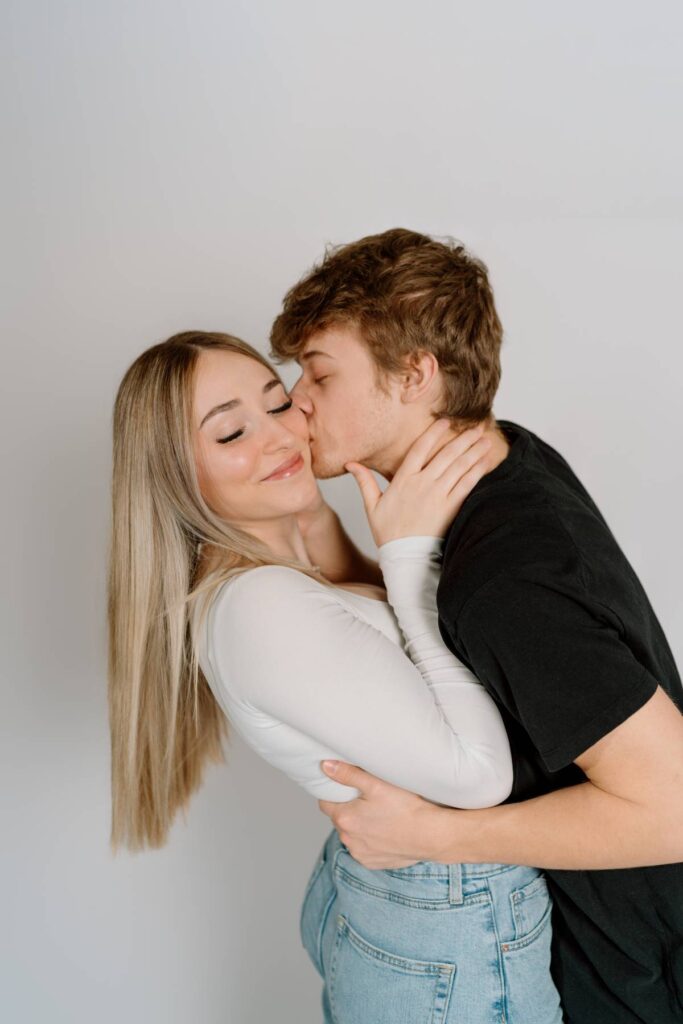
[{"xmin": 262, "ymin": 452, "xmax": 305, "ymax": 481}]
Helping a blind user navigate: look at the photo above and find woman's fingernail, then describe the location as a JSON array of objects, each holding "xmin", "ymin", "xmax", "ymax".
[{"xmin": 322, "ymin": 760, "xmax": 339, "ymax": 774}]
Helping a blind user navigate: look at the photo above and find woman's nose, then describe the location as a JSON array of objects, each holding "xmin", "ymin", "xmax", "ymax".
[
  {"xmin": 290, "ymin": 378, "xmax": 313, "ymax": 414},
  {"xmin": 262, "ymin": 410, "xmax": 300, "ymax": 450}
]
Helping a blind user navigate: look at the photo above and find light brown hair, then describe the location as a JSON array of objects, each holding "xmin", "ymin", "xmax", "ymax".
[
  {"xmin": 270, "ymin": 227, "xmax": 503, "ymax": 425},
  {"xmin": 107, "ymin": 331, "xmax": 330, "ymax": 853}
]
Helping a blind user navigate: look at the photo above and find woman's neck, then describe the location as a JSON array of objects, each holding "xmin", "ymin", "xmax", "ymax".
[
  {"xmin": 198, "ymin": 515, "xmax": 314, "ymax": 578},
  {"xmin": 243, "ymin": 515, "xmax": 314, "ymax": 565}
]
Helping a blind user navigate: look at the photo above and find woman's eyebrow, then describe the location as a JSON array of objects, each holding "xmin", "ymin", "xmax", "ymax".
[{"xmin": 199, "ymin": 379, "xmax": 282, "ymax": 428}]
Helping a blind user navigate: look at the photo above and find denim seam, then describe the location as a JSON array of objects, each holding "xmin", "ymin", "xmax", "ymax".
[
  {"xmin": 482, "ymin": 878, "xmax": 509, "ymax": 1024},
  {"xmin": 463, "ymin": 864, "xmax": 517, "ymax": 879},
  {"xmin": 337, "ymin": 914, "xmax": 456, "ymax": 975},
  {"xmin": 334, "ymin": 864, "xmax": 491, "ymax": 910},
  {"xmin": 500, "ymin": 899, "xmax": 553, "ymax": 954},
  {"xmin": 382, "ymin": 863, "xmax": 516, "ymax": 881},
  {"xmin": 328, "ymin": 921, "xmax": 345, "ymax": 1024},
  {"xmin": 299, "ymin": 856, "xmax": 326, "ymax": 922},
  {"xmin": 510, "ymin": 874, "xmax": 548, "ymax": 910},
  {"xmin": 383, "ymin": 870, "xmax": 449, "ymax": 879},
  {"xmin": 314, "ymin": 886, "xmax": 337, "ymax": 978}
]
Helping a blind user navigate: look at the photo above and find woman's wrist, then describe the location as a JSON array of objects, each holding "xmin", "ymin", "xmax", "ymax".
[
  {"xmin": 378, "ymin": 536, "xmax": 444, "ymax": 569},
  {"xmin": 378, "ymin": 535, "xmax": 444, "ymax": 555}
]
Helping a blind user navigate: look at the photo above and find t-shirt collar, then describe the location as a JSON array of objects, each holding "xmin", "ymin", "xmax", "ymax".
[{"xmin": 441, "ymin": 419, "xmax": 532, "ymax": 546}]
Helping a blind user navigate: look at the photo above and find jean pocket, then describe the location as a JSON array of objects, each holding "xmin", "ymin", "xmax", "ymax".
[
  {"xmin": 501, "ymin": 880, "xmax": 564, "ymax": 1024},
  {"xmin": 300, "ymin": 837, "xmax": 336, "ymax": 978},
  {"xmin": 509, "ymin": 874, "xmax": 552, "ymax": 944},
  {"xmin": 329, "ymin": 913, "xmax": 456, "ymax": 1024}
]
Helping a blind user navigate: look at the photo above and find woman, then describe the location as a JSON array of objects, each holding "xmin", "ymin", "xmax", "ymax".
[{"xmin": 108, "ymin": 330, "xmax": 564, "ymax": 1024}]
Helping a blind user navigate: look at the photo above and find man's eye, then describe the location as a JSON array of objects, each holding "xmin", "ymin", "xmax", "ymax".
[{"xmin": 313, "ymin": 377, "xmax": 328, "ymax": 385}]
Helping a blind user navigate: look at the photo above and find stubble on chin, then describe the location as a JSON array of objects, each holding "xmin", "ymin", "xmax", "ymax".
[{"xmin": 310, "ymin": 451, "xmax": 348, "ymax": 480}]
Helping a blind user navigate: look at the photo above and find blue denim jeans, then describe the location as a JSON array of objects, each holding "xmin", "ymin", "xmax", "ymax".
[{"xmin": 300, "ymin": 827, "xmax": 564, "ymax": 1024}]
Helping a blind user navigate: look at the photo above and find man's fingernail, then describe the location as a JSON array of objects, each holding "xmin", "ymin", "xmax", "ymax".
[{"xmin": 322, "ymin": 760, "xmax": 339, "ymax": 774}]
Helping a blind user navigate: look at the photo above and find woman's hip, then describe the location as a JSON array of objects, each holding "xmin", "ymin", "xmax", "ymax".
[{"xmin": 300, "ymin": 827, "xmax": 564, "ymax": 1023}]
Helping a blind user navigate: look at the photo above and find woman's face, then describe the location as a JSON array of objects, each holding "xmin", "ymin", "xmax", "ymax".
[{"xmin": 192, "ymin": 348, "xmax": 319, "ymax": 526}]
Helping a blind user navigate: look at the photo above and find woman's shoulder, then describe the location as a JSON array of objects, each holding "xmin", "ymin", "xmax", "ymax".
[
  {"xmin": 210, "ymin": 564, "xmax": 334, "ymax": 628},
  {"xmin": 219, "ymin": 563, "xmax": 326, "ymax": 598},
  {"xmin": 207, "ymin": 564, "xmax": 394, "ymax": 652},
  {"xmin": 205, "ymin": 566, "xmax": 362, "ymax": 686},
  {"xmin": 197, "ymin": 567, "xmax": 329, "ymax": 708}
]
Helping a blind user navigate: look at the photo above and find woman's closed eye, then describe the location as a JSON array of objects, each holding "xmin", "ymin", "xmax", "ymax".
[{"xmin": 217, "ymin": 399, "xmax": 294, "ymax": 444}]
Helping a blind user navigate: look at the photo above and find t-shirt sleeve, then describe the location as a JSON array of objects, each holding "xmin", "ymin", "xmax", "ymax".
[
  {"xmin": 452, "ymin": 573, "xmax": 659, "ymax": 772},
  {"xmin": 210, "ymin": 565, "xmax": 513, "ymax": 808}
]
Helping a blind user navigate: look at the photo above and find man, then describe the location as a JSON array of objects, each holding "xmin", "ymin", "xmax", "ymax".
[{"xmin": 269, "ymin": 227, "xmax": 683, "ymax": 1024}]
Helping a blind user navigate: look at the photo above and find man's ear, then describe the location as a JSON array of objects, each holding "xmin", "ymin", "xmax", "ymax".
[{"xmin": 398, "ymin": 350, "xmax": 441, "ymax": 404}]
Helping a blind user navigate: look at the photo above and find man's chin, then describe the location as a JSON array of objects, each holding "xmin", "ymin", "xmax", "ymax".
[{"xmin": 310, "ymin": 452, "xmax": 348, "ymax": 480}]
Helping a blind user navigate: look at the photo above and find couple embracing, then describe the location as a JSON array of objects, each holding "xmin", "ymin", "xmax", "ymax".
[{"xmin": 107, "ymin": 228, "xmax": 683, "ymax": 1024}]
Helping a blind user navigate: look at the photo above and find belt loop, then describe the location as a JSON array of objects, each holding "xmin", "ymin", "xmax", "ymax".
[{"xmin": 448, "ymin": 861, "xmax": 463, "ymax": 905}]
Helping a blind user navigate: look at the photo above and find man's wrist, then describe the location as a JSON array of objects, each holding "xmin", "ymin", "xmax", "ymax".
[{"xmin": 427, "ymin": 804, "xmax": 488, "ymax": 865}]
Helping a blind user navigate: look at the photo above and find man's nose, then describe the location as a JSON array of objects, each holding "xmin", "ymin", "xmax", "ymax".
[{"xmin": 290, "ymin": 379, "xmax": 313, "ymax": 415}]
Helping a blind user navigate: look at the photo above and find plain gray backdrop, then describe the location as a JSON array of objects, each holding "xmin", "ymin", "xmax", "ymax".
[{"xmin": 2, "ymin": 2, "xmax": 681, "ymax": 1022}]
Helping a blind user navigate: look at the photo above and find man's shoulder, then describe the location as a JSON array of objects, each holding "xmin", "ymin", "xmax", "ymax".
[
  {"xmin": 439, "ymin": 421, "xmax": 600, "ymax": 614},
  {"xmin": 491, "ymin": 419, "xmax": 595, "ymax": 508},
  {"xmin": 439, "ymin": 502, "xmax": 587, "ymax": 616}
]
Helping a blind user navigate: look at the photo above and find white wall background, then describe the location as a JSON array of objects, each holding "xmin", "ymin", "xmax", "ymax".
[{"xmin": 2, "ymin": 2, "xmax": 681, "ymax": 1022}]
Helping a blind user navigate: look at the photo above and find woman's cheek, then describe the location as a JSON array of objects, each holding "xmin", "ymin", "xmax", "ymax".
[
  {"xmin": 220, "ymin": 441, "xmax": 260, "ymax": 484},
  {"xmin": 207, "ymin": 448, "xmax": 259, "ymax": 519}
]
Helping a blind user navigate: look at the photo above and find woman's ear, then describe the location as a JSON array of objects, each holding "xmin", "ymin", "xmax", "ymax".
[{"xmin": 399, "ymin": 350, "xmax": 442, "ymax": 404}]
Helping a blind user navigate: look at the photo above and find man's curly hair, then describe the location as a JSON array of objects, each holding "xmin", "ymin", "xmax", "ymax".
[{"xmin": 270, "ymin": 227, "xmax": 503, "ymax": 425}]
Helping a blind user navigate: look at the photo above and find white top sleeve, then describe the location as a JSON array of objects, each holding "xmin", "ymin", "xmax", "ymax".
[
  {"xmin": 377, "ymin": 535, "xmax": 513, "ymax": 806},
  {"xmin": 208, "ymin": 538, "xmax": 513, "ymax": 809}
]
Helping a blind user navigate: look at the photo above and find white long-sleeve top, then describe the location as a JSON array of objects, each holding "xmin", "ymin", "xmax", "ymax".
[{"xmin": 193, "ymin": 535, "xmax": 513, "ymax": 807}]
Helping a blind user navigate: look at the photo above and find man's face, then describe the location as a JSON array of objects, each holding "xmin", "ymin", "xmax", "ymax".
[{"xmin": 289, "ymin": 324, "xmax": 396, "ymax": 479}]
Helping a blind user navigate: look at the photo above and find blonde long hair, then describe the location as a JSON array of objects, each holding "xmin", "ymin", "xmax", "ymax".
[{"xmin": 107, "ymin": 330, "xmax": 328, "ymax": 853}]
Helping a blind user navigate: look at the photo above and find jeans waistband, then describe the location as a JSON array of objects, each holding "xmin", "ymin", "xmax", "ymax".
[{"xmin": 328, "ymin": 827, "xmax": 518, "ymax": 905}]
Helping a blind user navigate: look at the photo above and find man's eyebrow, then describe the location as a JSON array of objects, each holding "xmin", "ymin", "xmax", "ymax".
[
  {"xmin": 199, "ymin": 378, "xmax": 282, "ymax": 429},
  {"xmin": 299, "ymin": 350, "xmax": 335, "ymax": 363}
]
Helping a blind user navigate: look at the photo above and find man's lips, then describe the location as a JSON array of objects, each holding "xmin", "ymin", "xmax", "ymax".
[{"xmin": 261, "ymin": 451, "xmax": 305, "ymax": 481}]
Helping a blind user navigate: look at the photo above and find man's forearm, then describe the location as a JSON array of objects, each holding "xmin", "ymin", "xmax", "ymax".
[{"xmin": 434, "ymin": 780, "xmax": 683, "ymax": 870}]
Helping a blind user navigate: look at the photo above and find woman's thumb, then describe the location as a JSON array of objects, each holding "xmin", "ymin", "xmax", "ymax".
[
  {"xmin": 345, "ymin": 462, "xmax": 381, "ymax": 515},
  {"xmin": 321, "ymin": 760, "xmax": 371, "ymax": 792}
]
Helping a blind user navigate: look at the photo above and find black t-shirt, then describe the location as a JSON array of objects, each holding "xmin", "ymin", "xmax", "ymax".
[{"xmin": 437, "ymin": 420, "xmax": 683, "ymax": 1024}]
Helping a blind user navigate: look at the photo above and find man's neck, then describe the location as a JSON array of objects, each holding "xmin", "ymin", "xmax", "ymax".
[{"xmin": 378, "ymin": 417, "xmax": 510, "ymax": 482}]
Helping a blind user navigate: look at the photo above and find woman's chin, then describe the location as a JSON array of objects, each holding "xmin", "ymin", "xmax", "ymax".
[{"xmin": 282, "ymin": 473, "xmax": 320, "ymax": 508}]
